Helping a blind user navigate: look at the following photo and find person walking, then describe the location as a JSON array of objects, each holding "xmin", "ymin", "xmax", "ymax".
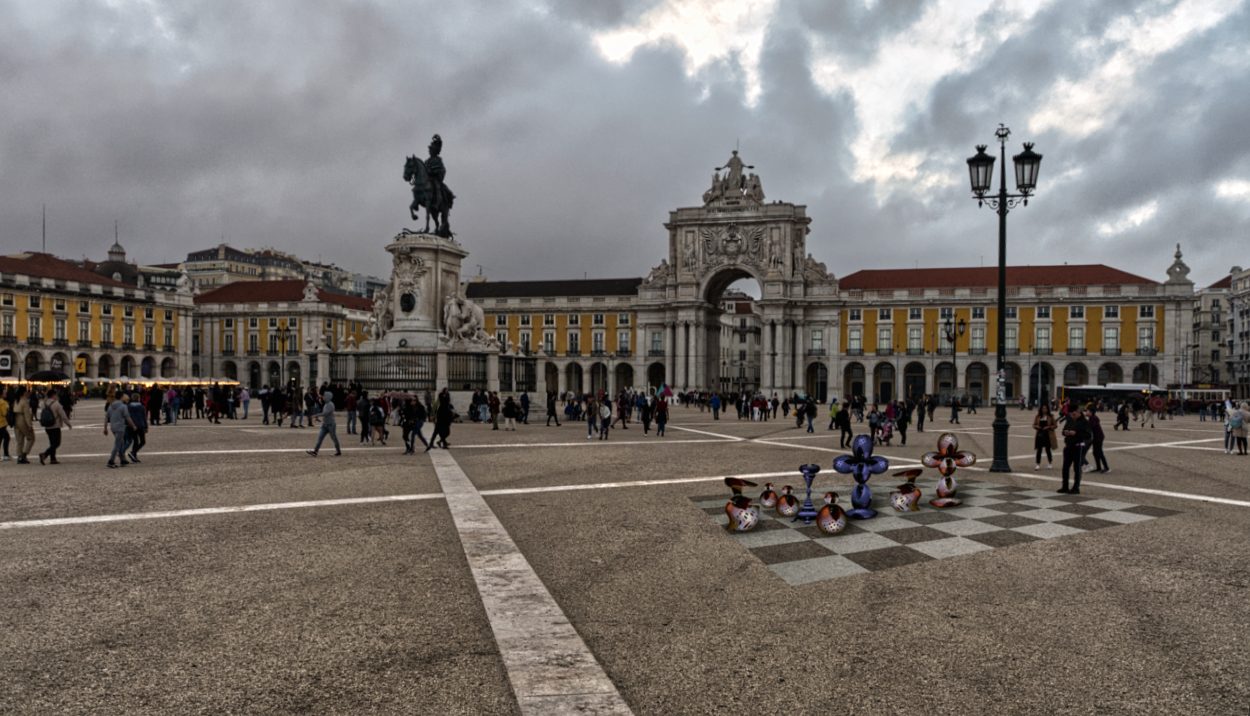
[
  {"xmin": 1059, "ymin": 409, "xmax": 1093, "ymax": 494},
  {"xmin": 585, "ymin": 397, "xmax": 599, "ymax": 439},
  {"xmin": 12, "ymin": 386, "xmax": 35, "ymax": 464},
  {"xmin": 344, "ymin": 390, "xmax": 357, "ymax": 435},
  {"xmin": 123, "ymin": 391, "xmax": 148, "ymax": 463},
  {"xmin": 306, "ymin": 392, "xmax": 342, "ymax": 457},
  {"xmin": 1033, "ymin": 404, "xmax": 1057, "ymax": 470},
  {"xmin": 519, "ymin": 391, "xmax": 530, "ymax": 424},
  {"xmin": 896, "ymin": 400, "xmax": 910, "ymax": 446},
  {"xmin": 598, "ymin": 399, "xmax": 611, "ymax": 440},
  {"xmin": 240, "ymin": 387, "xmax": 251, "ymax": 419},
  {"xmin": 104, "ymin": 394, "xmax": 137, "ymax": 468},
  {"xmin": 654, "ymin": 396, "xmax": 669, "ymax": 437},
  {"xmin": 357, "ymin": 393, "xmax": 372, "ymax": 445},
  {"xmin": 827, "ymin": 399, "xmax": 839, "ymax": 431},
  {"xmin": 949, "ymin": 397, "xmax": 962, "ymax": 424},
  {"xmin": 0, "ymin": 389, "xmax": 10, "ymax": 461},
  {"xmin": 427, "ymin": 389, "xmax": 455, "ymax": 451},
  {"xmin": 37, "ymin": 388, "xmax": 71, "ymax": 465},
  {"xmin": 835, "ymin": 402, "xmax": 853, "ymax": 448},
  {"xmin": 804, "ymin": 399, "xmax": 817, "ymax": 433},
  {"xmin": 489, "ymin": 391, "xmax": 501, "ymax": 430},
  {"xmin": 640, "ymin": 396, "xmax": 653, "ymax": 435},
  {"xmin": 1084, "ymin": 405, "xmax": 1109, "ymax": 473},
  {"xmin": 711, "ymin": 393, "xmax": 721, "ymax": 420},
  {"xmin": 405, "ymin": 396, "xmax": 429, "ymax": 452},
  {"xmin": 546, "ymin": 391, "xmax": 561, "ymax": 427},
  {"xmin": 369, "ymin": 398, "xmax": 387, "ymax": 446},
  {"xmin": 916, "ymin": 396, "xmax": 927, "ymax": 432}
]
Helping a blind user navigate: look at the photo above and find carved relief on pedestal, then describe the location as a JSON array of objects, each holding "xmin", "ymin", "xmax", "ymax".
[{"xmin": 696, "ymin": 223, "xmax": 766, "ymax": 278}]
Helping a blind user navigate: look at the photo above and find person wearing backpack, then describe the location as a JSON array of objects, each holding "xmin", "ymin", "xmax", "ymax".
[
  {"xmin": 369, "ymin": 400, "xmax": 387, "ymax": 446},
  {"xmin": 38, "ymin": 387, "xmax": 72, "ymax": 465},
  {"xmin": 12, "ymin": 386, "xmax": 35, "ymax": 464}
]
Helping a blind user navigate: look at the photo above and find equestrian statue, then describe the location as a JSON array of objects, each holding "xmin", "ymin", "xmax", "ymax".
[{"xmin": 404, "ymin": 134, "xmax": 456, "ymax": 238}]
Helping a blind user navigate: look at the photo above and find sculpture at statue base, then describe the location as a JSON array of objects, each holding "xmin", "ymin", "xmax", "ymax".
[
  {"xmin": 921, "ymin": 433, "xmax": 977, "ymax": 508},
  {"xmin": 834, "ymin": 434, "xmax": 889, "ymax": 519}
]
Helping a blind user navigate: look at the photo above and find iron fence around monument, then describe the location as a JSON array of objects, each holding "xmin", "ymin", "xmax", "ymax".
[
  {"xmin": 499, "ymin": 356, "xmax": 514, "ymax": 391},
  {"xmin": 330, "ymin": 354, "xmax": 350, "ymax": 382},
  {"xmin": 516, "ymin": 358, "xmax": 536, "ymax": 392},
  {"xmin": 448, "ymin": 353, "xmax": 488, "ymax": 391},
  {"xmin": 353, "ymin": 352, "xmax": 437, "ymax": 392}
]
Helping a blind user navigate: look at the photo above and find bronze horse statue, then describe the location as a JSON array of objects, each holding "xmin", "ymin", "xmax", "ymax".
[{"xmin": 404, "ymin": 154, "xmax": 455, "ymax": 237}]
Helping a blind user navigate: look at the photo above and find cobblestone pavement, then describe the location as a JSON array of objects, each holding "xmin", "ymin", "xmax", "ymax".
[{"xmin": 1, "ymin": 403, "xmax": 1247, "ymax": 714}]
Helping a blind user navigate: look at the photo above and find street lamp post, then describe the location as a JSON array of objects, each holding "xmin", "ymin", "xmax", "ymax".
[{"xmin": 968, "ymin": 124, "xmax": 1042, "ymax": 473}]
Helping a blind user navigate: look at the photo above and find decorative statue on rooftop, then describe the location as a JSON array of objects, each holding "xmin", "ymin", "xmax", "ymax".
[{"xmin": 404, "ymin": 134, "xmax": 456, "ymax": 238}]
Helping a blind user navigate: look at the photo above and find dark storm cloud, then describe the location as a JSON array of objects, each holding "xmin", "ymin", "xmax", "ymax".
[{"xmin": 0, "ymin": 0, "xmax": 1245, "ymax": 288}]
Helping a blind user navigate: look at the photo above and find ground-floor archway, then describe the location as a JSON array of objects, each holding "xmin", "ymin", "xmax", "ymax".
[
  {"xmin": 935, "ymin": 362, "xmax": 956, "ymax": 401},
  {"xmin": 0, "ymin": 349, "xmax": 17, "ymax": 377},
  {"xmin": 98, "ymin": 354, "xmax": 113, "ymax": 379},
  {"xmin": 904, "ymin": 362, "xmax": 926, "ymax": 401},
  {"xmin": 1097, "ymin": 363, "xmax": 1123, "ymax": 385},
  {"xmin": 119, "ymin": 355, "xmax": 135, "ymax": 378},
  {"xmin": 1063, "ymin": 362, "xmax": 1089, "ymax": 386},
  {"xmin": 1030, "ymin": 363, "xmax": 1055, "ymax": 402},
  {"xmin": 285, "ymin": 361, "xmax": 300, "ymax": 387},
  {"xmin": 247, "ymin": 361, "xmax": 261, "ymax": 388},
  {"xmin": 141, "ymin": 356, "xmax": 155, "ymax": 378},
  {"xmin": 50, "ymin": 352, "xmax": 70, "ymax": 375},
  {"xmin": 589, "ymin": 362, "xmax": 609, "ymax": 394},
  {"xmin": 805, "ymin": 362, "xmax": 828, "ymax": 402},
  {"xmin": 267, "ymin": 361, "xmax": 281, "ymax": 387},
  {"xmin": 615, "ymin": 363, "xmax": 634, "ymax": 392},
  {"xmin": 647, "ymin": 362, "xmax": 665, "ymax": 390},
  {"xmin": 191, "ymin": 362, "xmax": 201, "ymax": 378},
  {"xmin": 844, "ymin": 362, "xmax": 865, "ymax": 398},
  {"xmin": 965, "ymin": 362, "xmax": 989, "ymax": 403},
  {"xmin": 565, "ymin": 362, "xmax": 583, "ymax": 394},
  {"xmin": 1132, "ymin": 362, "xmax": 1160, "ymax": 385},
  {"xmin": 75, "ymin": 353, "xmax": 93, "ymax": 379},
  {"xmin": 545, "ymin": 362, "xmax": 559, "ymax": 394},
  {"xmin": 1004, "ymin": 362, "xmax": 1021, "ymax": 399},
  {"xmin": 24, "ymin": 351, "xmax": 43, "ymax": 376},
  {"xmin": 873, "ymin": 363, "xmax": 895, "ymax": 403},
  {"xmin": 222, "ymin": 361, "xmax": 238, "ymax": 382}
]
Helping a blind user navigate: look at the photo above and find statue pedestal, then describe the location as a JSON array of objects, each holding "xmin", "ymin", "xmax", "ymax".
[{"xmin": 369, "ymin": 230, "xmax": 468, "ymax": 352}]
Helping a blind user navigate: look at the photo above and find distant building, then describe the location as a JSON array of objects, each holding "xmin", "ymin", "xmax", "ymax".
[
  {"xmin": 183, "ymin": 243, "xmax": 384, "ymax": 298},
  {"xmin": 717, "ymin": 289, "xmax": 760, "ymax": 394},
  {"xmin": 1227, "ymin": 265, "xmax": 1250, "ymax": 400},
  {"xmin": 1192, "ymin": 275, "xmax": 1231, "ymax": 386}
]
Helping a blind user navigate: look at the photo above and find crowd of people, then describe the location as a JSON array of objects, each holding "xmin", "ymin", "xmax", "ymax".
[{"xmin": 1, "ymin": 381, "xmax": 1246, "ymax": 466}]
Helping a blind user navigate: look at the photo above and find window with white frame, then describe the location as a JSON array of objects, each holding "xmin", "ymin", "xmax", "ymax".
[
  {"xmin": 543, "ymin": 314, "xmax": 554, "ymax": 326},
  {"xmin": 124, "ymin": 324, "xmax": 135, "ymax": 345},
  {"xmin": 618, "ymin": 331, "xmax": 630, "ymax": 352},
  {"xmin": 164, "ymin": 327, "xmax": 173, "ymax": 347},
  {"xmin": 1139, "ymin": 326, "xmax": 1154, "ymax": 350},
  {"xmin": 496, "ymin": 330, "xmax": 508, "ymax": 346},
  {"xmin": 223, "ymin": 333, "xmax": 233, "ymax": 352},
  {"xmin": 248, "ymin": 333, "xmax": 258, "ymax": 353},
  {"xmin": 144, "ymin": 325, "xmax": 154, "ymax": 345},
  {"xmin": 567, "ymin": 331, "xmax": 579, "ymax": 353},
  {"xmin": 1104, "ymin": 306, "xmax": 1119, "ymax": 319},
  {"xmin": 2, "ymin": 314, "xmax": 13, "ymax": 336},
  {"xmin": 568, "ymin": 314, "xmax": 580, "ymax": 326},
  {"xmin": 29, "ymin": 296, "xmax": 41, "ymax": 309},
  {"xmin": 848, "ymin": 328, "xmax": 862, "ymax": 351},
  {"xmin": 940, "ymin": 307, "xmax": 954, "ymax": 320},
  {"xmin": 1, "ymin": 293, "xmax": 12, "ymax": 306},
  {"xmin": 544, "ymin": 332, "xmax": 555, "ymax": 353},
  {"xmin": 520, "ymin": 314, "xmax": 531, "ymax": 326},
  {"xmin": 1036, "ymin": 327, "xmax": 1051, "ymax": 350},
  {"xmin": 908, "ymin": 327, "xmax": 922, "ymax": 351},
  {"xmin": 1139, "ymin": 305, "xmax": 1154, "ymax": 318},
  {"xmin": 102, "ymin": 323, "xmax": 112, "ymax": 342},
  {"xmin": 593, "ymin": 314, "xmax": 605, "ymax": 325},
  {"xmin": 909, "ymin": 308, "xmax": 922, "ymax": 320},
  {"xmin": 1070, "ymin": 306, "xmax": 1084, "ymax": 319},
  {"xmin": 1070, "ymin": 326, "xmax": 1084, "ymax": 349},
  {"xmin": 971, "ymin": 326, "xmax": 985, "ymax": 350},
  {"xmin": 102, "ymin": 304, "xmax": 112, "ymax": 315},
  {"xmin": 519, "ymin": 331, "xmax": 531, "ymax": 351},
  {"xmin": 878, "ymin": 327, "xmax": 892, "ymax": 350},
  {"xmin": 269, "ymin": 317, "xmax": 277, "ymax": 328},
  {"xmin": 144, "ymin": 307, "xmax": 153, "ymax": 319},
  {"xmin": 811, "ymin": 329, "xmax": 823, "ymax": 352},
  {"xmin": 651, "ymin": 331, "xmax": 662, "ymax": 353},
  {"xmin": 849, "ymin": 309, "xmax": 862, "ymax": 321},
  {"xmin": 1005, "ymin": 306, "xmax": 1017, "ymax": 319},
  {"xmin": 79, "ymin": 301, "xmax": 89, "ymax": 313},
  {"xmin": 79, "ymin": 320, "xmax": 90, "ymax": 342},
  {"xmin": 1104, "ymin": 326, "xmax": 1119, "ymax": 349},
  {"xmin": 618, "ymin": 314, "xmax": 630, "ymax": 325},
  {"xmin": 225, "ymin": 318, "xmax": 234, "ymax": 328},
  {"xmin": 592, "ymin": 332, "xmax": 605, "ymax": 352},
  {"xmin": 54, "ymin": 318, "xmax": 66, "ymax": 341},
  {"xmin": 878, "ymin": 308, "xmax": 891, "ymax": 321},
  {"xmin": 1005, "ymin": 327, "xmax": 1017, "ymax": 351},
  {"xmin": 165, "ymin": 310, "xmax": 173, "ymax": 321},
  {"xmin": 289, "ymin": 317, "xmax": 297, "ymax": 327},
  {"xmin": 124, "ymin": 305, "xmax": 133, "ymax": 318},
  {"xmin": 1036, "ymin": 306, "xmax": 1051, "ymax": 319},
  {"xmin": 972, "ymin": 307, "xmax": 985, "ymax": 320}
]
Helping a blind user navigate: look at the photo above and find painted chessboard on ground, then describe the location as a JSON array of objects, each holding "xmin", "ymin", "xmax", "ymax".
[{"xmin": 691, "ymin": 480, "xmax": 1180, "ymax": 586}]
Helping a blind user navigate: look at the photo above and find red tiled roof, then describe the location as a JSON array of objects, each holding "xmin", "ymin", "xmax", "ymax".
[
  {"xmin": 195, "ymin": 280, "xmax": 372, "ymax": 311},
  {"xmin": 838, "ymin": 265, "xmax": 1157, "ymax": 291},
  {"xmin": 1208, "ymin": 275, "xmax": 1233, "ymax": 289},
  {"xmin": 0, "ymin": 252, "xmax": 128, "ymax": 288},
  {"xmin": 733, "ymin": 302, "xmax": 755, "ymax": 314}
]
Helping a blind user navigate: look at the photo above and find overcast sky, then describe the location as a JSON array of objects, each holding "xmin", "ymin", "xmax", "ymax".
[{"xmin": 1, "ymin": 0, "xmax": 1247, "ymax": 289}]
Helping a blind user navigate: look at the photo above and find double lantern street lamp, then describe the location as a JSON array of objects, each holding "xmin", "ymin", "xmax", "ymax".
[{"xmin": 966, "ymin": 124, "xmax": 1043, "ymax": 473}]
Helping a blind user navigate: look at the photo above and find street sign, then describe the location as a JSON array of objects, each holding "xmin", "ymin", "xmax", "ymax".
[
  {"xmin": 75, "ymin": 358, "xmax": 87, "ymax": 374},
  {"xmin": 0, "ymin": 355, "xmax": 9, "ymax": 371}
]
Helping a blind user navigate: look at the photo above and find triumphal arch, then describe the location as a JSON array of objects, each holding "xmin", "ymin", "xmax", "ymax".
[{"xmin": 634, "ymin": 151, "xmax": 841, "ymax": 398}]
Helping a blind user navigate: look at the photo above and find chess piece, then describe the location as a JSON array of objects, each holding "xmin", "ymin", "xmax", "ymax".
[
  {"xmin": 922, "ymin": 433, "xmax": 976, "ymax": 508},
  {"xmin": 890, "ymin": 469, "xmax": 924, "ymax": 512},
  {"xmin": 776, "ymin": 485, "xmax": 799, "ymax": 517},
  {"xmin": 834, "ymin": 434, "xmax": 889, "ymax": 520},
  {"xmin": 725, "ymin": 495, "xmax": 760, "ymax": 532},
  {"xmin": 725, "ymin": 476, "xmax": 758, "ymax": 499},
  {"xmin": 817, "ymin": 492, "xmax": 847, "ymax": 535},
  {"xmin": 759, "ymin": 483, "xmax": 779, "ymax": 509}
]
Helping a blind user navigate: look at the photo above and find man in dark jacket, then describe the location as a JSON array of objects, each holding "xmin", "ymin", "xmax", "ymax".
[{"xmin": 1059, "ymin": 409, "xmax": 1093, "ymax": 494}]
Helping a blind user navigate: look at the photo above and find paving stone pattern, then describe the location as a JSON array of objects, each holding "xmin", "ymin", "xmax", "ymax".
[{"xmin": 692, "ymin": 481, "xmax": 1181, "ymax": 586}]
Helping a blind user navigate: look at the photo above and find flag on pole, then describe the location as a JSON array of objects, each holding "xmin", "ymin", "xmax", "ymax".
[{"xmin": 656, "ymin": 383, "xmax": 673, "ymax": 398}]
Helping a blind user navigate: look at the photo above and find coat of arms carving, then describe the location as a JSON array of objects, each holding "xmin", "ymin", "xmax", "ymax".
[{"xmin": 698, "ymin": 223, "xmax": 764, "ymax": 276}]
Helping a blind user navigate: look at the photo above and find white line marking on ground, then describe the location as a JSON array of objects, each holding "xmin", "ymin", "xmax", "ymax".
[
  {"xmin": 666, "ymin": 425, "xmax": 746, "ymax": 441},
  {"xmin": 0, "ymin": 493, "xmax": 446, "ymax": 530},
  {"xmin": 428, "ymin": 449, "xmax": 634, "ymax": 715},
  {"xmin": 958, "ymin": 466, "xmax": 1250, "ymax": 508}
]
